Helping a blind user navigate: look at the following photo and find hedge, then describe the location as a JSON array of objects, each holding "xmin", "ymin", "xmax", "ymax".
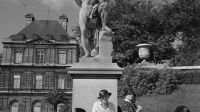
[
  {"xmin": 118, "ymin": 66, "xmax": 178, "ymax": 97},
  {"xmin": 175, "ymin": 70, "xmax": 200, "ymax": 84},
  {"xmin": 118, "ymin": 66, "xmax": 200, "ymax": 97}
]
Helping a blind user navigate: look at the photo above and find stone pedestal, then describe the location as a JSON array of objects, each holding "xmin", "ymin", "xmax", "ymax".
[{"xmin": 68, "ymin": 31, "xmax": 123, "ymax": 112}]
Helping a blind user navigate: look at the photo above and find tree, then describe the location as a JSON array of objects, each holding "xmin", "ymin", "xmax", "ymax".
[
  {"xmin": 109, "ymin": 0, "xmax": 175, "ymax": 67},
  {"xmin": 43, "ymin": 89, "xmax": 71, "ymax": 112},
  {"xmin": 163, "ymin": 0, "xmax": 200, "ymax": 66},
  {"xmin": 71, "ymin": 25, "xmax": 81, "ymax": 39},
  {"xmin": 72, "ymin": 0, "xmax": 200, "ymax": 66}
]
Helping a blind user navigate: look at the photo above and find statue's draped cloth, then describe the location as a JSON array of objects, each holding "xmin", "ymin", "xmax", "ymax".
[
  {"xmin": 88, "ymin": 3, "xmax": 102, "ymax": 51},
  {"xmin": 80, "ymin": 2, "xmax": 102, "ymax": 52}
]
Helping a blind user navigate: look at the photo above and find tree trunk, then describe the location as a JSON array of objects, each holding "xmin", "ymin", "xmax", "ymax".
[{"xmin": 54, "ymin": 105, "xmax": 57, "ymax": 112}]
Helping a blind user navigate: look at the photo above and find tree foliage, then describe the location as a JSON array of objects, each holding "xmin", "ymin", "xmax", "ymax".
[
  {"xmin": 71, "ymin": 0, "xmax": 200, "ymax": 66},
  {"xmin": 165, "ymin": 0, "xmax": 200, "ymax": 66},
  {"xmin": 43, "ymin": 89, "xmax": 71, "ymax": 112},
  {"xmin": 109, "ymin": 0, "xmax": 200, "ymax": 67},
  {"xmin": 109, "ymin": 0, "xmax": 176, "ymax": 67}
]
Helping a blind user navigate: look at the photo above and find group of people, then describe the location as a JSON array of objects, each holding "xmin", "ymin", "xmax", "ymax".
[
  {"xmin": 92, "ymin": 89, "xmax": 142, "ymax": 112},
  {"xmin": 92, "ymin": 89, "xmax": 191, "ymax": 112}
]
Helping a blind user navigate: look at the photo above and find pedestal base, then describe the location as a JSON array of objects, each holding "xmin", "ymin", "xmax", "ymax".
[
  {"xmin": 68, "ymin": 31, "xmax": 123, "ymax": 112},
  {"xmin": 72, "ymin": 79, "xmax": 118, "ymax": 112},
  {"xmin": 68, "ymin": 57, "xmax": 122, "ymax": 112}
]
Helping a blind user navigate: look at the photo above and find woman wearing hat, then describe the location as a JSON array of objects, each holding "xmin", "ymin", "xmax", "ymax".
[{"xmin": 92, "ymin": 89, "xmax": 115, "ymax": 112}]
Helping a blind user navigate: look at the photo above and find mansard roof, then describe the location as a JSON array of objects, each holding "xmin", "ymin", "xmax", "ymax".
[{"xmin": 10, "ymin": 20, "xmax": 70, "ymax": 42}]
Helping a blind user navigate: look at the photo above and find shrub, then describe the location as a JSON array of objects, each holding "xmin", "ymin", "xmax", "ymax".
[
  {"xmin": 175, "ymin": 70, "xmax": 200, "ymax": 84},
  {"xmin": 118, "ymin": 65, "xmax": 178, "ymax": 97}
]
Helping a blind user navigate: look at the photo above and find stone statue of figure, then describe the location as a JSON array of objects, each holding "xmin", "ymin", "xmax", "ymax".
[{"xmin": 75, "ymin": 0, "xmax": 114, "ymax": 58}]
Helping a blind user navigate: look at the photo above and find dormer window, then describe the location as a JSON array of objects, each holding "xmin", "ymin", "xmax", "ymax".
[{"xmin": 15, "ymin": 49, "xmax": 23, "ymax": 64}]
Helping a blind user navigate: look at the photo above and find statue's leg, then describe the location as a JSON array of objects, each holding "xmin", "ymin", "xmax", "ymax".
[
  {"xmin": 79, "ymin": 8, "xmax": 91, "ymax": 57},
  {"xmin": 98, "ymin": 2, "xmax": 113, "ymax": 33}
]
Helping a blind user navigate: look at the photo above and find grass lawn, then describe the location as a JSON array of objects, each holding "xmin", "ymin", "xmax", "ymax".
[{"xmin": 119, "ymin": 84, "xmax": 200, "ymax": 112}]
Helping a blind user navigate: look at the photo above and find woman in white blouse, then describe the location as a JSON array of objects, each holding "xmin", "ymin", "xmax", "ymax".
[{"xmin": 92, "ymin": 89, "xmax": 115, "ymax": 112}]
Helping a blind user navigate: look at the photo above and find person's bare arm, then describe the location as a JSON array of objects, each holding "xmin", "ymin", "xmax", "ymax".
[
  {"xmin": 90, "ymin": 0, "xmax": 99, "ymax": 4},
  {"xmin": 82, "ymin": 0, "xmax": 99, "ymax": 4},
  {"xmin": 98, "ymin": 0, "xmax": 107, "ymax": 3},
  {"xmin": 82, "ymin": 0, "xmax": 92, "ymax": 4},
  {"xmin": 136, "ymin": 105, "xmax": 142, "ymax": 112}
]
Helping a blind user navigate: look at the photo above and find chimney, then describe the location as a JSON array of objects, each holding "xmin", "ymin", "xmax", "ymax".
[
  {"xmin": 25, "ymin": 13, "xmax": 35, "ymax": 26},
  {"xmin": 59, "ymin": 14, "xmax": 68, "ymax": 32}
]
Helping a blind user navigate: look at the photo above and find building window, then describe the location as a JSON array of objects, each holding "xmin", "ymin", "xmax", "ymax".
[
  {"xmin": 43, "ymin": 103, "xmax": 53, "ymax": 112},
  {"xmin": 0, "ymin": 71, "xmax": 10, "ymax": 89},
  {"xmin": 58, "ymin": 51, "xmax": 66, "ymax": 64},
  {"xmin": 36, "ymin": 75, "xmax": 43, "ymax": 89},
  {"xmin": 22, "ymin": 72, "xmax": 32, "ymax": 89},
  {"xmin": 0, "ymin": 98, "xmax": 3, "ymax": 112},
  {"xmin": 66, "ymin": 75, "xmax": 72, "ymax": 89},
  {"xmin": 44, "ymin": 72, "xmax": 54, "ymax": 89},
  {"xmin": 13, "ymin": 75, "xmax": 20, "ymax": 89},
  {"xmin": 36, "ymin": 49, "xmax": 45, "ymax": 64},
  {"xmin": 57, "ymin": 103, "xmax": 65, "ymax": 112},
  {"xmin": 15, "ymin": 50, "xmax": 23, "ymax": 63},
  {"xmin": 58, "ymin": 76, "xmax": 65, "ymax": 89},
  {"xmin": 33, "ymin": 102, "xmax": 41, "ymax": 112},
  {"xmin": 0, "ymin": 73, "xmax": 4, "ymax": 88},
  {"xmin": 67, "ymin": 49, "xmax": 72, "ymax": 64},
  {"xmin": 11, "ymin": 101, "xmax": 19, "ymax": 112},
  {"xmin": 0, "ymin": 98, "xmax": 9, "ymax": 112}
]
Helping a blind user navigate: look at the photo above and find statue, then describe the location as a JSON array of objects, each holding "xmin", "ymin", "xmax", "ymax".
[{"xmin": 75, "ymin": 0, "xmax": 114, "ymax": 58}]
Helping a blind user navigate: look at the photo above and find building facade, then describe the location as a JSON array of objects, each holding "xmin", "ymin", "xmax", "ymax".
[{"xmin": 0, "ymin": 14, "xmax": 79, "ymax": 112}]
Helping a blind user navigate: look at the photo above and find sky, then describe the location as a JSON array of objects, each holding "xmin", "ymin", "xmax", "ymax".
[
  {"xmin": 0, "ymin": 0, "xmax": 80, "ymax": 52},
  {"xmin": 0, "ymin": 0, "xmax": 173, "ymax": 53}
]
